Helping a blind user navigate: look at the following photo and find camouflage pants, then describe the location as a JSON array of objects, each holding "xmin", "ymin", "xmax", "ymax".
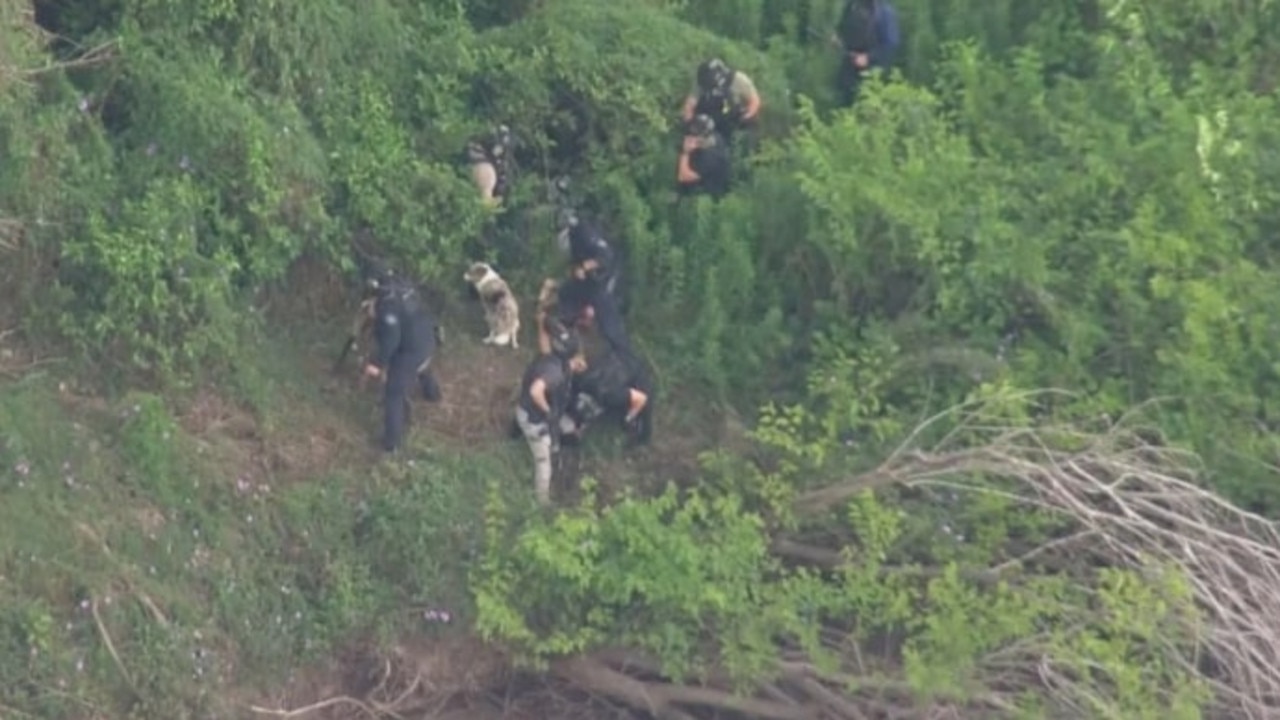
[{"xmin": 515, "ymin": 407, "xmax": 580, "ymax": 506}]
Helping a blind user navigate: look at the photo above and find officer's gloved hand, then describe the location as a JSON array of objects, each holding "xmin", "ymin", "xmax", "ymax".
[{"xmin": 624, "ymin": 412, "xmax": 651, "ymax": 446}]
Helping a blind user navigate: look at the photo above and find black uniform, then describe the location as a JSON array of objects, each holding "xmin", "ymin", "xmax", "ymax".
[
  {"xmin": 679, "ymin": 135, "xmax": 732, "ymax": 199},
  {"xmin": 693, "ymin": 60, "xmax": 748, "ymax": 145},
  {"xmin": 558, "ymin": 218, "xmax": 633, "ymax": 354},
  {"xmin": 518, "ymin": 354, "xmax": 574, "ymax": 428},
  {"xmin": 370, "ymin": 279, "xmax": 441, "ymax": 452},
  {"xmin": 573, "ymin": 348, "xmax": 655, "ymax": 445},
  {"xmin": 836, "ymin": 0, "xmax": 901, "ymax": 107}
]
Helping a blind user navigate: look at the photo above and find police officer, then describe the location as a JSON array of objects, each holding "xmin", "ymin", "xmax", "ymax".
[
  {"xmin": 680, "ymin": 58, "xmax": 761, "ymax": 146},
  {"xmin": 467, "ymin": 123, "xmax": 515, "ymax": 206},
  {"xmin": 571, "ymin": 346, "xmax": 655, "ymax": 446},
  {"xmin": 514, "ymin": 319, "xmax": 588, "ymax": 506},
  {"xmin": 833, "ymin": 0, "xmax": 902, "ymax": 107},
  {"xmin": 362, "ymin": 266, "xmax": 443, "ymax": 453},
  {"xmin": 676, "ymin": 114, "xmax": 732, "ymax": 199},
  {"xmin": 554, "ymin": 209, "xmax": 633, "ymax": 354}
]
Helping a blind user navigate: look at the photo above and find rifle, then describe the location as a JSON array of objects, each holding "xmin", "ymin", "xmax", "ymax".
[
  {"xmin": 333, "ymin": 335, "xmax": 358, "ymax": 375},
  {"xmin": 333, "ymin": 297, "xmax": 376, "ymax": 378}
]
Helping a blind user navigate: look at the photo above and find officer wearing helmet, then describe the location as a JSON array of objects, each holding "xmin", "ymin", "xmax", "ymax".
[
  {"xmin": 556, "ymin": 208, "xmax": 620, "ymax": 303},
  {"xmin": 676, "ymin": 113, "xmax": 732, "ymax": 199},
  {"xmin": 680, "ymin": 58, "xmax": 761, "ymax": 145},
  {"xmin": 514, "ymin": 317, "xmax": 589, "ymax": 506},
  {"xmin": 466, "ymin": 123, "xmax": 515, "ymax": 206},
  {"xmin": 552, "ymin": 208, "xmax": 633, "ymax": 354},
  {"xmin": 360, "ymin": 263, "xmax": 443, "ymax": 453}
]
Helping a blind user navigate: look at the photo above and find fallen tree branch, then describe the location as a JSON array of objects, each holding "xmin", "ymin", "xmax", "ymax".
[
  {"xmin": 90, "ymin": 598, "xmax": 141, "ymax": 700},
  {"xmin": 248, "ymin": 695, "xmax": 382, "ymax": 720},
  {"xmin": 787, "ymin": 400, "xmax": 1280, "ymax": 719},
  {"xmin": 19, "ymin": 39, "xmax": 119, "ymax": 78},
  {"xmin": 554, "ymin": 655, "xmax": 821, "ymax": 720}
]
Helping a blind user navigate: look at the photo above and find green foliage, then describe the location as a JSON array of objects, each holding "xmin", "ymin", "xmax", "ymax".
[
  {"xmin": 476, "ymin": 376, "xmax": 1212, "ymax": 715},
  {"xmin": 0, "ymin": 336, "xmax": 517, "ymax": 717},
  {"xmin": 4, "ymin": 0, "xmax": 1280, "ymax": 715}
]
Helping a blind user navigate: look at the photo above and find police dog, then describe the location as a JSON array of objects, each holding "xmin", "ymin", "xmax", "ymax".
[{"xmin": 463, "ymin": 261, "xmax": 520, "ymax": 348}]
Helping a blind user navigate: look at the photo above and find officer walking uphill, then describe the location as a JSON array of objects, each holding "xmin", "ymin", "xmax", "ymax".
[
  {"xmin": 681, "ymin": 58, "xmax": 762, "ymax": 146},
  {"xmin": 554, "ymin": 209, "xmax": 634, "ymax": 355},
  {"xmin": 362, "ymin": 267, "xmax": 443, "ymax": 453},
  {"xmin": 466, "ymin": 123, "xmax": 515, "ymax": 207},
  {"xmin": 676, "ymin": 114, "xmax": 732, "ymax": 199},
  {"xmin": 833, "ymin": 0, "xmax": 902, "ymax": 107},
  {"xmin": 515, "ymin": 319, "xmax": 588, "ymax": 506}
]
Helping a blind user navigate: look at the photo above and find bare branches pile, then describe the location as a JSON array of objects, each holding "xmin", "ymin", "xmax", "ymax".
[{"xmin": 791, "ymin": 394, "xmax": 1280, "ymax": 719}]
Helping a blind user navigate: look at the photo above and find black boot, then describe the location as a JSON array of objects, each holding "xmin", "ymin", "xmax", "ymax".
[{"xmin": 420, "ymin": 370, "xmax": 442, "ymax": 402}]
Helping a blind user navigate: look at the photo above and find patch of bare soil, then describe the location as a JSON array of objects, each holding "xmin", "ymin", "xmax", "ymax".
[
  {"xmin": 174, "ymin": 382, "xmax": 372, "ymax": 495},
  {"xmin": 418, "ymin": 314, "xmax": 531, "ymax": 450}
]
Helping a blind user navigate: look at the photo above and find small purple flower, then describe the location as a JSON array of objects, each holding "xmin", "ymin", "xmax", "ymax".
[
  {"xmin": 14, "ymin": 461, "xmax": 30, "ymax": 477},
  {"xmin": 235, "ymin": 476, "xmax": 251, "ymax": 494}
]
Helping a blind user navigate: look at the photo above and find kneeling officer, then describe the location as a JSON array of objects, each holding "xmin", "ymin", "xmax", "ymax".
[
  {"xmin": 362, "ymin": 267, "xmax": 443, "ymax": 453},
  {"xmin": 573, "ymin": 346, "xmax": 655, "ymax": 446}
]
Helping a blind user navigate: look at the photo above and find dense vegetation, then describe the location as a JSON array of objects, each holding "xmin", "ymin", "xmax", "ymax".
[{"xmin": 4, "ymin": 0, "xmax": 1280, "ymax": 718}]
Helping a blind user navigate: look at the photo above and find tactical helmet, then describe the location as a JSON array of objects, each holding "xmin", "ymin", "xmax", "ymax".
[
  {"xmin": 364, "ymin": 258, "xmax": 395, "ymax": 292},
  {"xmin": 547, "ymin": 319, "xmax": 582, "ymax": 360},
  {"xmin": 688, "ymin": 114, "xmax": 716, "ymax": 138},
  {"xmin": 696, "ymin": 58, "xmax": 731, "ymax": 92},
  {"xmin": 556, "ymin": 207, "xmax": 579, "ymax": 231},
  {"xmin": 555, "ymin": 207, "xmax": 579, "ymax": 252},
  {"xmin": 492, "ymin": 124, "xmax": 513, "ymax": 157}
]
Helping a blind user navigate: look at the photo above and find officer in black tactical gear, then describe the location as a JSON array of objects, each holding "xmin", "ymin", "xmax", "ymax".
[
  {"xmin": 677, "ymin": 114, "xmax": 732, "ymax": 199},
  {"xmin": 554, "ymin": 209, "xmax": 633, "ymax": 354},
  {"xmin": 833, "ymin": 0, "xmax": 902, "ymax": 107},
  {"xmin": 570, "ymin": 345, "xmax": 655, "ymax": 446},
  {"xmin": 362, "ymin": 265, "xmax": 443, "ymax": 453},
  {"xmin": 466, "ymin": 123, "xmax": 515, "ymax": 206},
  {"xmin": 681, "ymin": 58, "xmax": 762, "ymax": 146},
  {"xmin": 514, "ymin": 318, "xmax": 588, "ymax": 506}
]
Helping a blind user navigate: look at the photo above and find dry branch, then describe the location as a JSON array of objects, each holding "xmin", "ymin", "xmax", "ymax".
[{"xmin": 788, "ymin": 398, "xmax": 1280, "ymax": 719}]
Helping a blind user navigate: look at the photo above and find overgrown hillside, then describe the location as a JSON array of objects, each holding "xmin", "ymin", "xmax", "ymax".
[{"xmin": 4, "ymin": 0, "xmax": 1280, "ymax": 718}]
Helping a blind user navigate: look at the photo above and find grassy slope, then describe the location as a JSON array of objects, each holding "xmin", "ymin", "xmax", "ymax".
[
  {"xmin": 0, "ymin": 264, "xmax": 721, "ymax": 719},
  {"xmin": 0, "ymin": 296, "xmax": 520, "ymax": 718}
]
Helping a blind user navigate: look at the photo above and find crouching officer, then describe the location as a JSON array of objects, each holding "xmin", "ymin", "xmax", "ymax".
[
  {"xmin": 677, "ymin": 114, "xmax": 732, "ymax": 199},
  {"xmin": 362, "ymin": 266, "xmax": 443, "ymax": 453},
  {"xmin": 554, "ymin": 209, "xmax": 633, "ymax": 354},
  {"xmin": 466, "ymin": 123, "xmax": 515, "ymax": 206},
  {"xmin": 681, "ymin": 58, "xmax": 761, "ymax": 146},
  {"xmin": 573, "ymin": 346, "xmax": 655, "ymax": 446},
  {"xmin": 515, "ymin": 319, "xmax": 588, "ymax": 506}
]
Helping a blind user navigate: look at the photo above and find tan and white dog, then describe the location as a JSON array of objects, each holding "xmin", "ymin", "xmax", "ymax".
[{"xmin": 463, "ymin": 261, "xmax": 520, "ymax": 349}]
